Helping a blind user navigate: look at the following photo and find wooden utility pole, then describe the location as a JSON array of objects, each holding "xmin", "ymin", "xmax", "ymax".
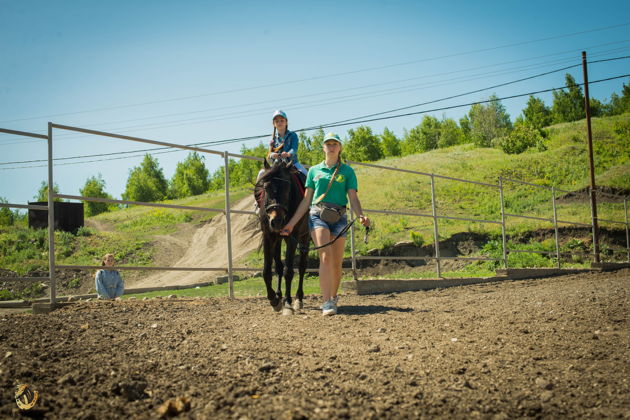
[{"xmin": 582, "ymin": 51, "xmax": 600, "ymax": 263}]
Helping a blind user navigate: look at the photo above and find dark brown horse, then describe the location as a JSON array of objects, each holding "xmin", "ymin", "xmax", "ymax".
[{"xmin": 254, "ymin": 159, "xmax": 309, "ymax": 314}]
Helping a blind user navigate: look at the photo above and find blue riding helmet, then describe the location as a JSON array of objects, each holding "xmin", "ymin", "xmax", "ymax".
[{"xmin": 272, "ymin": 110, "xmax": 287, "ymax": 120}]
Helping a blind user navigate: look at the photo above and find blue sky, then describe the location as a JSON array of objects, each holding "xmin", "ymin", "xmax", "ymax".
[{"xmin": 1, "ymin": 0, "xmax": 629, "ymax": 205}]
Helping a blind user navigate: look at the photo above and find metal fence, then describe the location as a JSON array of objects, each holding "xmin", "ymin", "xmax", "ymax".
[{"xmin": 1, "ymin": 123, "xmax": 628, "ymax": 304}]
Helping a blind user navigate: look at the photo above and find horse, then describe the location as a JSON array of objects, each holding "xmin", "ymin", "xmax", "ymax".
[{"xmin": 254, "ymin": 158, "xmax": 309, "ymax": 315}]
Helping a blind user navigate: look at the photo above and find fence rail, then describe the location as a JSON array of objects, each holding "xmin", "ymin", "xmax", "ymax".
[{"xmin": 1, "ymin": 123, "xmax": 629, "ymax": 304}]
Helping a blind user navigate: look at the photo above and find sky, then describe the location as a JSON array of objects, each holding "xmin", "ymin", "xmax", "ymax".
[{"xmin": 1, "ymin": 0, "xmax": 629, "ymax": 206}]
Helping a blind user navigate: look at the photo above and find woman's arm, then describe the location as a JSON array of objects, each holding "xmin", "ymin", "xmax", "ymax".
[
  {"xmin": 348, "ymin": 189, "xmax": 370, "ymax": 227},
  {"xmin": 114, "ymin": 272, "xmax": 124, "ymax": 298},
  {"xmin": 281, "ymin": 188, "xmax": 314, "ymax": 235},
  {"xmin": 282, "ymin": 132, "xmax": 298, "ymax": 157}
]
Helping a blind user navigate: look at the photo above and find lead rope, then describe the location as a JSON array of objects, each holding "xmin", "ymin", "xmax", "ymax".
[{"xmin": 289, "ymin": 217, "xmax": 369, "ymax": 253}]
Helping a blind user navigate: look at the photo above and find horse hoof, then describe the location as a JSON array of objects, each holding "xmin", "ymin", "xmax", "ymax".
[
  {"xmin": 293, "ymin": 300, "xmax": 303, "ymax": 311},
  {"xmin": 282, "ymin": 307, "xmax": 294, "ymax": 316},
  {"xmin": 272, "ymin": 300, "xmax": 283, "ymax": 312}
]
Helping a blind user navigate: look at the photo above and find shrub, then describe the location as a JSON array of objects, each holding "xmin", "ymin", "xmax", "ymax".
[
  {"xmin": 67, "ymin": 278, "xmax": 82, "ymax": 289},
  {"xmin": 0, "ymin": 289, "xmax": 17, "ymax": 301},
  {"xmin": 409, "ymin": 231, "xmax": 424, "ymax": 247},
  {"xmin": 497, "ymin": 125, "xmax": 545, "ymax": 154},
  {"xmin": 76, "ymin": 226, "xmax": 95, "ymax": 237}
]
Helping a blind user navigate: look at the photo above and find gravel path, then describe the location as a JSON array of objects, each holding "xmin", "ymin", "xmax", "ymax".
[{"xmin": 1, "ymin": 269, "xmax": 628, "ymax": 419}]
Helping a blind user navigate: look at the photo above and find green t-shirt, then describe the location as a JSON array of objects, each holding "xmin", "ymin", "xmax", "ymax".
[{"xmin": 306, "ymin": 161, "xmax": 358, "ymax": 207}]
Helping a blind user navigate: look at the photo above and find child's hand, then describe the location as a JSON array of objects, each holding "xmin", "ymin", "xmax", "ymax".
[{"xmin": 270, "ymin": 152, "xmax": 279, "ymax": 159}]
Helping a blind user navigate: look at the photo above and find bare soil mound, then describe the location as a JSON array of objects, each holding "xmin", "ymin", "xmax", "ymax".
[
  {"xmin": 131, "ymin": 197, "xmax": 261, "ymax": 288},
  {"xmin": 1, "ymin": 269, "xmax": 628, "ymax": 419}
]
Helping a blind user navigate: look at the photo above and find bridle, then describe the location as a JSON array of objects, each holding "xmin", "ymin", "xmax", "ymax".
[{"xmin": 257, "ymin": 176, "xmax": 291, "ymax": 217}]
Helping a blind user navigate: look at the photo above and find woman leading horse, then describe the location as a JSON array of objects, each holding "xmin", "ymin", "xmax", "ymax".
[{"xmin": 281, "ymin": 133, "xmax": 370, "ymax": 316}]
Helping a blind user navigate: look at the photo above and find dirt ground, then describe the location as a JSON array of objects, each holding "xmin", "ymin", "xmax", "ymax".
[{"xmin": 0, "ymin": 269, "xmax": 628, "ymax": 419}]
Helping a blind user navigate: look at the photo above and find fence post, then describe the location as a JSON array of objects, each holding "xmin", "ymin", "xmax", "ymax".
[
  {"xmin": 582, "ymin": 51, "xmax": 600, "ymax": 263},
  {"xmin": 588, "ymin": 187, "xmax": 600, "ymax": 263},
  {"xmin": 625, "ymin": 198, "xmax": 629, "ymax": 263},
  {"xmin": 349, "ymin": 203, "xmax": 357, "ymax": 281},
  {"xmin": 47, "ymin": 122, "xmax": 56, "ymax": 305},
  {"xmin": 430, "ymin": 175, "xmax": 441, "ymax": 277},
  {"xmin": 223, "ymin": 151, "xmax": 234, "ymax": 299},
  {"xmin": 499, "ymin": 177, "xmax": 508, "ymax": 269},
  {"xmin": 551, "ymin": 187, "xmax": 561, "ymax": 268}
]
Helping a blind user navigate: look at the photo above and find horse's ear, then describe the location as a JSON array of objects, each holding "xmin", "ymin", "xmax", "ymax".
[{"xmin": 264, "ymin": 157, "xmax": 270, "ymax": 170}]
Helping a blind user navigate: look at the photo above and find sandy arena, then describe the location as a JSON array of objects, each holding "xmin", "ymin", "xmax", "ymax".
[{"xmin": 1, "ymin": 269, "xmax": 628, "ymax": 419}]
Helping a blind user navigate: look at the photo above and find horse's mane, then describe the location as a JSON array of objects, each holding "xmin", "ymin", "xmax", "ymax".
[{"xmin": 256, "ymin": 163, "xmax": 284, "ymax": 185}]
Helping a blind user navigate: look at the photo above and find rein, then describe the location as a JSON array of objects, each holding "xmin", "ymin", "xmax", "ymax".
[{"xmin": 288, "ymin": 217, "xmax": 370, "ymax": 253}]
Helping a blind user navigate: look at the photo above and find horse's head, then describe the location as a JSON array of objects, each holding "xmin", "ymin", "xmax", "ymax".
[{"xmin": 254, "ymin": 159, "xmax": 294, "ymax": 233}]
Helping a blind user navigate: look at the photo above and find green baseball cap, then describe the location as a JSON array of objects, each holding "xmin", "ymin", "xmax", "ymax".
[{"xmin": 323, "ymin": 133, "xmax": 342, "ymax": 143}]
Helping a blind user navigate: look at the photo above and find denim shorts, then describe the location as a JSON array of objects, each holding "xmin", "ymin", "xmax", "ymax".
[{"xmin": 308, "ymin": 210, "xmax": 348, "ymax": 237}]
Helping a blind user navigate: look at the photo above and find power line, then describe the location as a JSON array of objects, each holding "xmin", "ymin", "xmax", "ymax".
[
  {"xmin": 2, "ymin": 73, "xmax": 628, "ymax": 171},
  {"xmin": 0, "ymin": 54, "xmax": 590, "ymax": 144},
  {"xmin": 2, "ymin": 22, "xmax": 629, "ymax": 124},
  {"xmin": 2, "ymin": 43, "xmax": 629, "ymax": 147},
  {"xmin": 308, "ymin": 54, "xmax": 630, "ymax": 128},
  {"xmin": 313, "ymin": 73, "xmax": 630, "ymax": 130},
  {"xmin": 0, "ymin": 60, "xmax": 587, "ymax": 166}
]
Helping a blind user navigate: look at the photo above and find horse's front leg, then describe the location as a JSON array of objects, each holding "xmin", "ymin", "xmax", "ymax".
[
  {"xmin": 294, "ymin": 235, "xmax": 308, "ymax": 311},
  {"xmin": 282, "ymin": 237, "xmax": 297, "ymax": 315},
  {"xmin": 263, "ymin": 236, "xmax": 281, "ymax": 311},
  {"xmin": 272, "ymin": 239, "xmax": 284, "ymax": 312}
]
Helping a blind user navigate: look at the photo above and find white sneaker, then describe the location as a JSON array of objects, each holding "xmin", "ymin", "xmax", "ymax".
[
  {"xmin": 319, "ymin": 296, "xmax": 339, "ymax": 309},
  {"xmin": 322, "ymin": 299, "xmax": 337, "ymax": 316}
]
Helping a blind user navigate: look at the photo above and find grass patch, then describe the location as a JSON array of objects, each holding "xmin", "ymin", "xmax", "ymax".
[{"xmin": 359, "ymin": 268, "xmax": 498, "ymax": 280}]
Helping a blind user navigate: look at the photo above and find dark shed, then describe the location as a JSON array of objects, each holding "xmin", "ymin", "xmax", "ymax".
[{"xmin": 28, "ymin": 202, "xmax": 84, "ymax": 233}]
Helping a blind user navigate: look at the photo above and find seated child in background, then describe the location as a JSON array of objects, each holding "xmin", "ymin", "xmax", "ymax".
[{"xmin": 95, "ymin": 253, "xmax": 124, "ymax": 299}]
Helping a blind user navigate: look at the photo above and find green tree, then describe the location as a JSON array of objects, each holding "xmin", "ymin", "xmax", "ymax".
[
  {"xmin": 522, "ymin": 95, "xmax": 552, "ymax": 129},
  {"xmin": 170, "ymin": 152, "xmax": 211, "ymax": 199},
  {"xmin": 459, "ymin": 115, "xmax": 472, "ymax": 144},
  {"xmin": 0, "ymin": 197, "xmax": 14, "ymax": 226},
  {"xmin": 622, "ymin": 80, "xmax": 630, "ymax": 111},
  {"xmin": 80, "ymin": 174, "xmax": 113, "ymax": 217},
  {"xmin": 467, "ymin": 95, "xmax": 512, "ymax": 147},
  {"xmin": 438, "ymin": 118, "xmax": 463, "ymax": 148},
  {"xmin": 604, "ymin": 93, "xmax": 624, "ymax": 116},
  {"xmin": 298, "ymin": 129, "xmax": 325, "ymax": 166},
  {"xmin": 344, "ymin": 126, "xmax": 383, "ymax": 162},
  {"xmin": 237, "ymin": 143, "xmax": 268, "ymax": 186},
  {"xmin": 551, "ymin": 74, "xmax": 585, "ymax": 123},
  {"xmin": 34, "ymin": 181, "xmax": 63, "ymax": 202},
  {"xmin": 123, "ymin": 154, "xmax": 169, "ymax": 202},
  {"xmin": 603, "ymin": 80, "xmax": 630, "ymax": 115},
  {"xmin": 379, "ymin": 127, "xmax": 401, "ymax": 157},
  {"xmin": 401, "ymin": 115, "xmax": 441, "ymax": 155}
]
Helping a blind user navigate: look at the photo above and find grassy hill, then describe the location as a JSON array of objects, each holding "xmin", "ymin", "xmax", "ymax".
[
  {"xmin": 1, "ymin": 113, "xmax": 628, "ymax": 299},
  {"xmin": 353, "ymin": 113, "xmax": 629, "ymax": 252}
]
